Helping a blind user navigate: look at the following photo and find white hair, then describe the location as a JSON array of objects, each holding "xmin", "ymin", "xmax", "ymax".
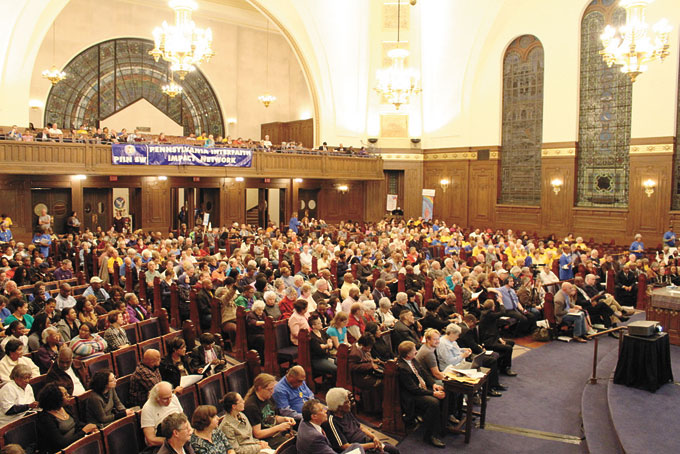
[
  {"xmin": 41, "ymin": 326, "xmax": 59, "ymax": 344},
  {"xmin": 396, "ymin": 292, "xmax": 407, "ymax": 303},
  {"xmin": 263, "ymin": 291, "xmax": 277, "ymax": 302},
  {"xmin": 445, "ymin": 323, "xmax": 462, "ymax": 336},
  {"xmin": 326, "ymin": 387, "xmax": 350, "ymax": 411},
  {"xmin": 378, "ymin": 297, "xmax": 392, "ymax": 309},
  {"xmin": 251, "ymin": 300, "xmax": 266, "ymax": 311},
  {"xmin": 362, "ymin": 300, "xmax": 376, "ymax": 311}
]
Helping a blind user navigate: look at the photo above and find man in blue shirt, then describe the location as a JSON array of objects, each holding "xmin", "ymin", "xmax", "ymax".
[
  {"xmin": 491, "ymin": 277, "xmax": 536, "ymax": 336},
  {"xmin": 288, "ymin": 212, "xmax": 300, "ymax": 235},
  {"xmin": 629, "ymin": 234, "xmax": 644, "ymax": 259},
  {"xmin": 558, "ymin": 245, "xmax": 574, "ymax": 280},
  {"xmin": 0, "ymin": 222, "xmax": 12, "ymax": 244},
  {"xmin": 663, "ymin": 226, "xmax": 676, "ymax": 249},
  {"xmin": 272, "ymin": 365, "xmax": 314, "ymax": 421}
]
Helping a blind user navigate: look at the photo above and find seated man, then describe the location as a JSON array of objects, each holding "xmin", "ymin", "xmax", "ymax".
[
  {"xmin": 157, "ymin": 412, "xmax": 194, "ymax": 454},
  {"xmin": 573, "ymin": 276, "xmax": 615, "ymax": 328},
  {"xmin": 140, "ymin": 381, "xmax": 184, "ymax": 447},
  {"xmin": 477, "ymin": 300, "xmax": 519, "ymax": 375},
  {"xmin": 553, "ymin": 283, "xmax": 589, "ymax": 343},
  {"xmin": 129, "ymin": 349, "xmax": 162, "ymax": 407},
  {"xmin": 272, "ymin": 365, "xmax": 314, "ymax": 421},
  {"xmin": 392, "ymin": 310, "xmax": 422, "ymax": 350},
  {"xmin": 348, "ymin": 334, "xmax": 383, "ymax": 413},
  {"xmin": 396, "ymin": 340, "xmax": 454, "ymax": 448},
  {"xmin": 45, "ymin": 345, "xmax": 86, "ymax": 397},
  {"xmin": 583, "ymin": 274, "xmax": 635, "ymax": 319},
  {"xmin": 489, "ymin": 276, "xmax": 537, "ymax": 337},
  {"xmin": 297, "ymin": 399, "xmax": 364, "ymax": 454},
  {"xmin": 323, "ymin": 387, "xmax": 399, "ymax": 454},
  {"xmin": 189, "ymin": 333, "xmax": 227, "ymax": 376}
]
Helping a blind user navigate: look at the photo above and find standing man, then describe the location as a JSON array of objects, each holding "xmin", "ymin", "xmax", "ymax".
[
  {"xmin": 288, "ymin": 212, "xmax": 300, "ymax": 235},
  {"xmin": 629, "ymin": 234, "xmax": 645, "ymax": 259},
  {"xmin": 663, "ymin": 226, "xmax": 676, "ymax": 254}
]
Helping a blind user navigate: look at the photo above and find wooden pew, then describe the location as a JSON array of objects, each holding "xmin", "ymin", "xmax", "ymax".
[
  {"xmin": 170, "ymin": 284, "xmax": 181, "ymax": 330},
  {"xmin": 125, "ymin": 267, "xmax": 133, "ymax": 293},
  {"xmin": 112, "ymin": 261, "xmax": 120, "ymax": 287},
  {"xmin": 152, "ymin": 277, "xmax": 162, "ymax": 317},
  {"xmin": 233, "ymin": 306, "xmax": 248, "ymax": 361},
  {"xmin": 330, "ymin": 260, "xmax": 338, "ymax": 287},
  {"xmin": 425, "ymin": 277, "xmax": 433, "ymax": 301},
  {"xmin": 263, "ymin": 316, "xmax": 278, "ymax": 375},
  {"xmin": 381, "ymin": 359, "xmax": 406, "ymax": 436},
  {"xmin": 454, "ymin": 284, "xmax": 464, "ymax": 314},
  {"xmin": 138, "ymin": 270, "xmax": 148, "ymax": 305},
  {"xmin": 335, "ymin": 343, "xmax": 351, "ymax": 391},
  {"xmin": 637, "ymin": 273, "xmax": 647, "ymax": 310},
  {"xmin": 297, "ymin": 328, "xmax": 315, "ymax": 392},
  {"xmin": 189, "ymin": 289, "xmax": 202, "ymax": 335}
]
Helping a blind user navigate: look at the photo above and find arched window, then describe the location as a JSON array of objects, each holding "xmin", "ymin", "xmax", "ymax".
[
  {"xmin": 672, "ymin": 56, "xmax": 680, "ymax": 209},
  {"xmin": 44, "ymin": 38, "xmax": 224, "ymax": 136},
  {"xmin": 577, "ymin": 0, "xmax": 631, "ymax": 207},
  {"xmin": 500, "ymin": 35, "xmax": 544, "ymax": 205}
]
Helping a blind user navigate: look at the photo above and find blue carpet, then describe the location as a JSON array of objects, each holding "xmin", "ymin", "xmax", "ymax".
[
  {"xmin": 607, "ymin": 343, "xmax": 680, "ymax": 454},
  {"xmin": 581, "ymin": 348, "xmax": 623, "ymax": 454}
]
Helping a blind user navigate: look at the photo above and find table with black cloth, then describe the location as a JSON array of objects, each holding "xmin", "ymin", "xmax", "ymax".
[{"xmin": 613, "ymin": 332, "xmax": 673, "ymax": 392}]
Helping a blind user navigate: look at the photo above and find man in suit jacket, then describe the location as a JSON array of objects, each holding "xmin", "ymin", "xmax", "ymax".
[
  {"xmin": 477, "ymin": 301, "xmax": 517, "ymax": 376},
  {"xmin": 396, "ymin": 340, "xmax": 452, "ymax": 448},
  {"xmin": 457, "ymin": 315, "xmax": 505, "ymax": 390},
  {"xmin": 196, "ymin": 278, "xmax": 214, "ymax": 331},
  {"xmin": 296, "ymin": 399, "xmax": 364, "ymax": 454},
  {"xmin": 391, "ymin": 310, "xmax": 421, "ymax": 351},
  {"xmin": 189, "ymin": 332, "xmax": 227, "ymax": 375},
  {"xmin": 553, "ymin": 282, "xmax": 588, "ymax": 342}
]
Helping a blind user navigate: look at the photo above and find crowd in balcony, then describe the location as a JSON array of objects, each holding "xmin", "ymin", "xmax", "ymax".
[{"xmin": 0, "ymin": 124, "xmax": 375, "ymax": 157}]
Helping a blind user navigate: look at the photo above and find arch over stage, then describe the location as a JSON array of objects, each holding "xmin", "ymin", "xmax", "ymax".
[{"xmin": 44, "ymin": 37, "xmax": 225, "ymax": 137}]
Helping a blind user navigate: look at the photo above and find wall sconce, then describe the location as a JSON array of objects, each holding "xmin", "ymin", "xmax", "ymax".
[
  {"xmin": 550, "ymin": 178, "xmax": 563, "ymax": 195},
  {"xmin": 235, "ymin": 177, "xmax": 244, "ymax": 182},
  {"xmin": 294, "ymin": 178, "xmax": 303, "ymax": 183},
  {"xmin": 73, "ymin": 174, "xmax": 87, "ymax": 180},
  {"xmin": 29, "ymin": 99, "xmax": 44, "ymax": 110},
  {"xmin": 439, "ymin": 179, "xmax": 450, "ymax": 192},
  {"xmin": 337, "ymin": 184, "xmax": 349, "ymax": 194},
  {"xmin": 643, "ymin": 179, "xmax": 656, "ymax": 197},
  {"xmin": 157, "ymin": 176, "xmax": 167, "ymax": 181}
]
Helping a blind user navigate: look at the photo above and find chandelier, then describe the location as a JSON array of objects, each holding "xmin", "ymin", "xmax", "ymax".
[
  {"xmin": 600, "ymin": 0, "xmax": 672, "ymax": 82},
  {"xmin": 259, "ymin": 20, "xmax": 276, "ymax": 108},
  {"xmin": 149, "ymin": 0, "xmax": 214, "ymax": 80},
  {"xmin": 162, "ymin": 72, "xmax": 183, "ymax": 98},
  {"xmin": 42, "ymin": 22, "xmax": 66, "ymax": 85},
  {"xmin": 374, "ymin": 0, "xmax": 420, "ymax": 110}
]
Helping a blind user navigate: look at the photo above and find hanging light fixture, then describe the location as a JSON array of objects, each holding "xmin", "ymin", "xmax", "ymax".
[
  {"xmin": 149, "ymin": 0, "xmax": 214, "ymax": 80},
  {"xmin": 375, "ymin": 0, "xmax": 421, "ymax": 110},
  {"xmin": 42, "ymin": 21, "xmax": 66, "ymax": 85},
  {"xmin": 600, "ymin": 0, "xmax": 672, "ymax": 82},
  {"xmin": 162, "ymin": 71, "xmax": 183, "ymax": 98},
  {"xmin": 258, "ymin": 20, "xmax": 276, "ymax": 108}
]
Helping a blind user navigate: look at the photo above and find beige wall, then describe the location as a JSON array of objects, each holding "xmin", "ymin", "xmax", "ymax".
[
  {"xmin": 103, "ymin": 99, "xmax": 184, "ymax": 136},
  {"xmin": 24, "ymin": 0, "xmax": 312, "ymax": 140}
]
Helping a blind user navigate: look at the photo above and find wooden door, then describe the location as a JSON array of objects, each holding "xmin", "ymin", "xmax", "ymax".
[
  {"xmin": 298, "ymin": 188, "xmax": 319, "ymax": 219},
  {"xmin": 31, "ymin": 188, "xmax": 71, "ymax": 234},
  {"xmin": 83, "ymin": 188, "xmax": 112, "ymax": 232}
]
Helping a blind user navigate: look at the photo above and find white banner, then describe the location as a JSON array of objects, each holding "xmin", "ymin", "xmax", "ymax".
[{"xmin": 386, "ymin": 194, "xmax": 398, "ymax": 211}]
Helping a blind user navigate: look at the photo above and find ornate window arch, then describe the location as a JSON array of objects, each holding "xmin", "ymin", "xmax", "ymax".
[
  {"xmin": 577, "ymin": 0, "xmax": 632, "ymax": 207},
  {"xmin": 500, "ymin": 35, "xmax": 544, "ymax": 205},
  {"xmin": 44, "ymin": 38, "xmax": 224, "ymax": 136}
]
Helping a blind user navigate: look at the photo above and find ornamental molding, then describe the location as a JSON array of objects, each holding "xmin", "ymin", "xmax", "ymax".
[
  {"xmin": 629, "ymin": 144, "xmax": 673, "ymax": 155},
  {"xmin": 541, "ymin": 148, "xmax": 576, "ymax": 158}
]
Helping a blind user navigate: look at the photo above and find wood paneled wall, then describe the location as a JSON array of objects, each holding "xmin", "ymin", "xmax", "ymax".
[
  {"xmin": 318, "ymin": 182, "xmax": 365, "ymax": 224},
  {"xmin": 261, "ymin": 119, "xmax": 314, "ymax": 149}
]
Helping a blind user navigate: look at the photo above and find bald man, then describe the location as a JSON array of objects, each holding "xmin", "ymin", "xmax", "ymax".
[
  {"xmin": 45, "ymin": 345, "xmax": 86, "ymax": 397},
  {"xmin": 272, "ymin": 365, "xmax": 314, "ymax": 420},
  {"xmin": 129, "ymin": 349, "xmax": 162, "ymax": 407},
  {"xmin": 140, "ymin": 381, "xmax": 184, "ymax": 447}
]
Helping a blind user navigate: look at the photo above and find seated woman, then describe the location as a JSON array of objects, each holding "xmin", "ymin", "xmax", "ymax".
[
  {"xmin": 102, "ymin": 310, "xmax": 130, "ymax": 352},
  {"xmin": 85, "ymin": 369, "xmax": 133, "ymax": 427},
  {"xmin": 364, "ymin": 322, "xmax": 394, "ymax": 363},
  {"xmin": 36, "ymin": 326, "xmax": 62, "ymax": 374},
  {"xmin": 190, "ymin": 404, "xmax": 236, "ymax": 454},
  {"xmin": 219, "ymin": 392, "xmax": 271, "ymax": 454},
  {"xmin": 323, "ymin": 387, "xmax": 400, "ymax": 454},
  {"xmin": 288, "ymin": 299, "xmax": 310, "ymax": 346},
  {"xmin": 432, "ymin": 271, "xmax": 451, "ymax": 304},
  {"xmin": 160, "ymin": 337, "xmax": 193, "ymax": 391},
  {"xmin": 216, "ymin": 280, "xmax": 238, "ymax": 347},
  {"xmin": 0, "ymin": 364, "xmax": 39, "ymax": 425},
  {"xmin": 0, "ymin": 339, "xmax": 40, "ymax": 383},
  {"xmin": 326, "ymin": 311, "xmax": 349, "ymax": 350},
  {"xmin": 69, "ymin": 322, "xmax": 108, "ymax": 360},
  {"xmin": 27, "ymin": 312, "xmax": 51, "ymax": 352},
  {"xmin": 308, "ymin": 315, "xmax": 337, "ymax": 379},
  {"xmin": 374, "ymin": 297, "xmax": 396, "ymax": 329},
  {"xmin": 104, "ymin": 286, "xmax": 125, "ymax": 314},
  {"xmin": 124, "ymin": 293, "xmax": 148, "ymax": 323},
  {"xmin": 37, "ymin": 383, "xmax": 98, "ymax": 453},
  {"xmin": 28, "ymin": 281, "xmax": 50, "ymax": 314},
  {"xmin": 245, "ymin": 300, "xmax": 266, "ymax": 360},
  {"xmin": 75, "ymin": 296, "xmax": 98, "ymax": 328},
  {"xmin": 420, "ymin": 299, "xmax": 449, "ymax": 332},
  {"xmin": 241, "ymin": 374, "xmax": 295, "ymax": 449},
  {"xmin": 3, "ymin": 298, "xmax": 34, "ymax": 331},
  {"xmin": 348, "ymin": 334, "xmax": 383, "ymax": 413}
]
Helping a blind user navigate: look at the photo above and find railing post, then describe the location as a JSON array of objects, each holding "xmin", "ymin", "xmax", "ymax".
[{"xmin": 590, "ymin": 337, "xmax": 599, "ymax": 384}]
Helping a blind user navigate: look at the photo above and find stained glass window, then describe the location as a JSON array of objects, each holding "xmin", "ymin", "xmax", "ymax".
[
  {"xmin": 44, "ymin": 38, "xmax": 224, "ymax": 137},
  {"xmin": 672, "ymin": 51, "xmax": 680, "ymax": 209},
  {"xmin": 577, "ymin": 0, "xmax": 631, "ymax": 208},
  {"xmin": 500, "ymin": 35, "xmax": 544, "ymax": 205}
]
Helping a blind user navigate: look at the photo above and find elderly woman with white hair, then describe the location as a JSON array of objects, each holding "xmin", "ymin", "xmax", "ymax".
[
  {"xmin": 263, "ymin": 290, "xmax": 281, "ymax": 320},
  {"xmin": 0, "ymin": 364, "xmax": 39, "ymax": 424},
  {"xmin": 374, "ymin": 297, "xmax": 395, "ymax": 329},
  {"xmin": 436, "ymin": 323, "xmax": 471, "ymax": 370},
  {"xmin": 323, "ymin": 387, "xmax": 400, "ymax": 454},
  {"xmin": 246, "ymin": 300, "xmax": 267, "ymax": 360}
]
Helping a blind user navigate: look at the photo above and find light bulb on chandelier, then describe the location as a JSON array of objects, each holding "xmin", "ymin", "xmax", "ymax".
[
  {"xmin": 600, "ymin": 0, "xmax": 672, "ymax": 82},
  {"xmin": 42, "ymin": 22, "xmax": 66, "ymax": 85},
  {"xmin": 149, "ymin": 0, "xmax": 214, "ymax": 80}
]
